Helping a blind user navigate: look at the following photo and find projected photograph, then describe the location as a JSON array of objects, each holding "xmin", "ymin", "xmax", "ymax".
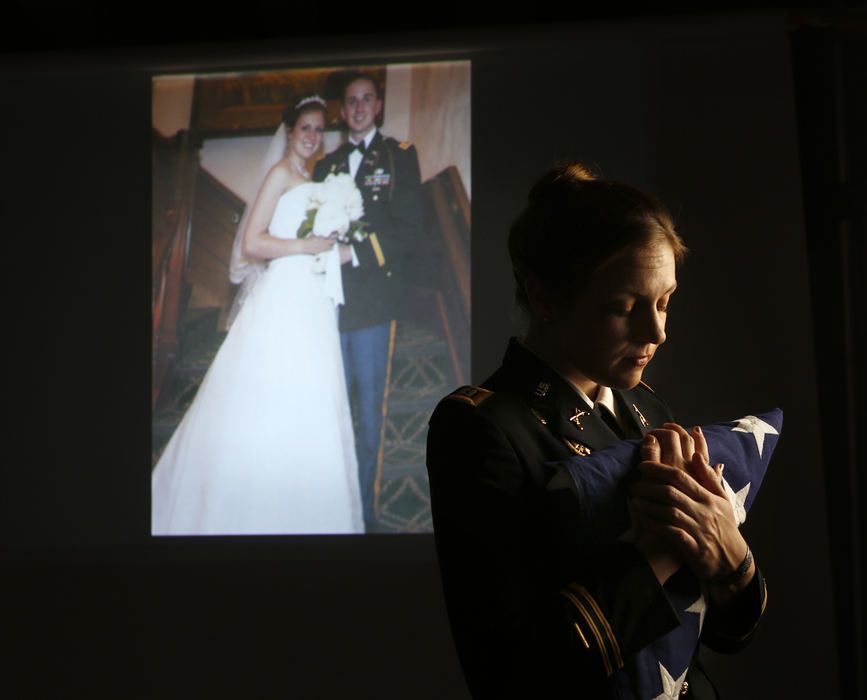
[{"xmin": 151, "ymin": 61, "xmax": 471, "ymax": 536}]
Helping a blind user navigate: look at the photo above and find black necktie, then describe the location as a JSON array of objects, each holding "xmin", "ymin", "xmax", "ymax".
[
  {"xmin": 596, "ymin": 404, "xmax": 626, "ymax": 440},
  {"xmin": 351, "ymin": 141, "xmax": 366, "ymax": 155}
]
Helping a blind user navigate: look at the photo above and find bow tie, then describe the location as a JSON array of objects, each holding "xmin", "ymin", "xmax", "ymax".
[{"xmin": 350, "ymin": 141, "xmax": 366, "ymax": 155}]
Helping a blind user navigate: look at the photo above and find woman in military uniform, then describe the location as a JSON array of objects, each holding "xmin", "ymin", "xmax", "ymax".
[{"xmin": 426, "ymin": 162, "xmax": 766, "ymax": 698}]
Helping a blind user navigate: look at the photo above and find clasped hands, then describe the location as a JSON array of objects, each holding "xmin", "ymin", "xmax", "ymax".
[
  {"xmin": 631, "ymin": 423, "xmax": 754, "ymax": 599},
  {"xmin": 304, "ymin": 232, "xmax": 339, "ymax": 255},
  {"xmin": 305, "ymin": 234, "xmax": 353, "ymax": 267}
]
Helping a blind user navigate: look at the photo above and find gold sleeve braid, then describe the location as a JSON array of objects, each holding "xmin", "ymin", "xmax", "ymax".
[{"xmin": 559, "ymin": 583, "xmax": 624, "ymax": 676}]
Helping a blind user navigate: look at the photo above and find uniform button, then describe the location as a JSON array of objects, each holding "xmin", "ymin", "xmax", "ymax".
[
  {"xmin": 373, "ymin": 195, "xmax": 379, "ymax": 201},
  {"xmin": 680, "ymin": 680, "xmax": 689, "ymax": 695},
  {"xmin": 386, "ymin": 271, "xmax": 392, "ymax": 277}
]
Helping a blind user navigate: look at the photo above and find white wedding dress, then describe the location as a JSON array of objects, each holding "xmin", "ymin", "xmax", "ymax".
[{"xmin": 152, "ymin": 183, "xmax": 363, "ymax": 535}]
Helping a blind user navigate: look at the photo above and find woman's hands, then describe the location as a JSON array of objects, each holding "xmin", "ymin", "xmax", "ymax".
[
  {"xmin": 303, "ymin": 234, "xmax": 338, "ymax": 255},
  {"xmin": 631, "ymin": 423, "xmax": 755, "ymax": 600}
]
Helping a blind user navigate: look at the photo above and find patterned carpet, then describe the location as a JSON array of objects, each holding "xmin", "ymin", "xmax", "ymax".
[
  {"xmin": 373, "ymin": 321, "xmax": 454, "ymax": 533},
  {"xmin": 152, "ymin": 294, "xmax": 460, "ymax": 534}
]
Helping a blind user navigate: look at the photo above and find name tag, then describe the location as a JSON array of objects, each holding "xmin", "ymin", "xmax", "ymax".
[{"xmin": 364, "ymin": 173, "xmax": 391, "ymax": 187}]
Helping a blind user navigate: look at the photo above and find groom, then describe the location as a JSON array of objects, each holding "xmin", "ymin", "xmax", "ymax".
[{"xmin": 313, "ymin": 71, "xmax": 423, "ymax": 532}]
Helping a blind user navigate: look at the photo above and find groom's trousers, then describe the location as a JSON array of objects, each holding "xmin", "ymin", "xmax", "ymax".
[{"xmin": 341, "ymin": 321, "xmax": 394, "ymax": 530}]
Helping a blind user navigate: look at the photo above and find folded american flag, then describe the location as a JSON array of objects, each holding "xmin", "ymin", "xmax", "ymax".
[{"xmin": 552, "ymin": 409, "xmax": 782, "ymax": 699}]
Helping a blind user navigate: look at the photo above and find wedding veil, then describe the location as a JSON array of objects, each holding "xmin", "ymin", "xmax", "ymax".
[{"xmin": 226, "ymin": 123, "xmax": 288, "ymax": 328}]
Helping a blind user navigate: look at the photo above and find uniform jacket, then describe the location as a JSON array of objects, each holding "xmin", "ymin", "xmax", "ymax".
[
  {"xmin": 313, "ymin": 130, "xmax": 422, "ymax": 332},
  {"xmin": 426, "ymin": 339, "xmax": 766, "ymax": 699}
]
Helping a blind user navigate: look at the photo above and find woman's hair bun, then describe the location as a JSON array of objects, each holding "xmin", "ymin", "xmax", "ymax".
[
  {"xmin": 560, "ymin": 161, "xmax": 598, "ymax": 183},
  {"xmin": 528, "ymin": 161, "xmax": 597, "ymax": 204}
]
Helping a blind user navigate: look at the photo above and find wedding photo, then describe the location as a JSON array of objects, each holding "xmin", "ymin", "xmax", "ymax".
[{"xmin": 151, "ymin": 61, "xmax": 471, "ymax": 536}]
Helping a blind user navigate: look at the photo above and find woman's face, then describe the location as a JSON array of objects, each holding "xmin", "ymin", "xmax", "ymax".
[
  {"xmin": 289, "ymin": 109, "xmax": 325, "ymax": 161},
  {"xmin": 545, "ymin": 242, "xmax": 677, "ymax": 394}
]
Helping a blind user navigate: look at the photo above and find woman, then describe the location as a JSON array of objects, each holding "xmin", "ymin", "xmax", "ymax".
[
  {"xmin": 152, "ymin": 96, "xmax": 363, "ymax": 535},
  {"xmin": 426, "ymin": 162, "xmax": 766, "ymax": 698}
]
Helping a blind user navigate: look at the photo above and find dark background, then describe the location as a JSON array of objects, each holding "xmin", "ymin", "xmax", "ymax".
[{"xmin": 2, "ymin": 4, "xmax": 863, "ymax": 698}]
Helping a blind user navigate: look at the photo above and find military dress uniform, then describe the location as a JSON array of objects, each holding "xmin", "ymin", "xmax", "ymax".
[
  {"xmin": 426, "ymin": 339, "xmax": 766, "ymax": 699},
  {"xmin": 313, "ymin": 130, "xmax": 422, "ymax": 528}
]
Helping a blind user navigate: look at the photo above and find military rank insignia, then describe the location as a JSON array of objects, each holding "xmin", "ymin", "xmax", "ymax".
[
  {"xmin": 398, "ymin": 141, "xmax": 412, "ymax": 150},
  {"xmin": 446, "ymin": 385, "xmax": 493, "ymax": 407}
]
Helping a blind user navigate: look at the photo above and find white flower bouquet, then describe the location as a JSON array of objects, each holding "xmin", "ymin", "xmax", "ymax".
[{"xmin": 297, "ymin": 173, "xmax": 370, "ymax": 272}]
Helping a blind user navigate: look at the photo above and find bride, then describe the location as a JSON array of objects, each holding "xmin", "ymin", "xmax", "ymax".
[{"xmin": 152, "ymin": 95, "xmax": 364, "ymax": 535}]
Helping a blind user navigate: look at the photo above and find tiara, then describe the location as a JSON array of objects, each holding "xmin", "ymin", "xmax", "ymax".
[{"xmin": 295, "ymin": 95, "xmax": 326, "ymax": 109}]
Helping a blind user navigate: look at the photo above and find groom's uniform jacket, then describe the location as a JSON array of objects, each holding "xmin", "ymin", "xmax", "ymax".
[
  {"xmin": 426, "ymin": 339, "xmax": 767, "ymax": 699},
  {"xmin": 313, "ymin": 130, "xmax": 422, "ymax": 332}
]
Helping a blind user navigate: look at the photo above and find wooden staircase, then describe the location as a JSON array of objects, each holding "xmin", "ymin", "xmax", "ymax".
[{"xmin": 373, "ymin": 166, "xmax": 471, "ymax": 532}]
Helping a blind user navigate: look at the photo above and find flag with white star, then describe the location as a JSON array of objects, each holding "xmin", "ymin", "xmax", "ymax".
[{"xmin": 551, "ymin": 408, "xmax": 782, "ymax": 699}]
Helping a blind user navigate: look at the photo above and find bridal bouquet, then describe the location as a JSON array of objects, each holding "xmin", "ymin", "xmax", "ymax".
[{"xmin": 297, "ymin": 173, "xmax": 370, "ymax": 273}]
